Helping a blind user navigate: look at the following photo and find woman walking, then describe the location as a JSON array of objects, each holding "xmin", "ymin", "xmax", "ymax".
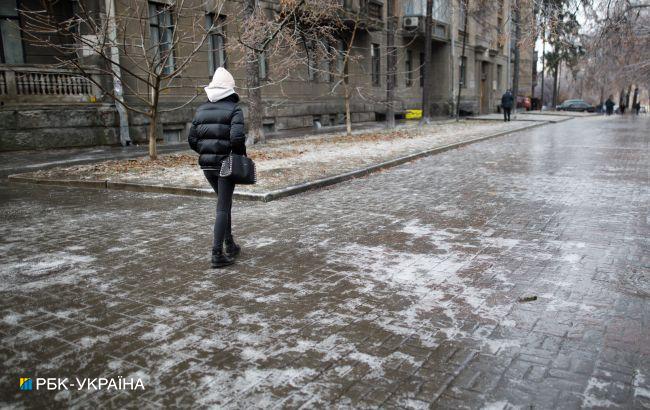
[{"xmin": 188, "ymin": 67, "xmax": 245, "ymax": 268}]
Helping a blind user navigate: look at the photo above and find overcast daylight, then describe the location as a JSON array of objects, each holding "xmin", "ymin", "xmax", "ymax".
[{"xmin": 0, "ymin": 0, "xmax": 648, "ymax": 408}]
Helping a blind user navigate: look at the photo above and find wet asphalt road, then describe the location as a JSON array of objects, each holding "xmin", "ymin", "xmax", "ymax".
[{"xmin": 0, "ymin": 115, "xmax": 648, "ymax": 408}]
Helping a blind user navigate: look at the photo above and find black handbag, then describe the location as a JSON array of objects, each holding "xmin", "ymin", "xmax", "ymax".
[{"xmin": 220, "ymin": 153, "xmax": 256, "ymax": 184}]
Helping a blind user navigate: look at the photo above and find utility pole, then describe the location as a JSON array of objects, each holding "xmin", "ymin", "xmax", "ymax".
[
  {"xmin": 455, "ymin": 0, "xmax": 469, "ymax": 120},
  {"xmin": 512, "ymin": 0, "xmax": 521, "ymax": 116},
  {"xmin": 386, "ymin": 0, "xmax": 396, "ymax": 128},
  {"xmin": 105, "ymin": 0, "xmax": 131, "ymax": 147},
  {"xmin": 539, "ymin": 22, "xmax": 546, "ymax": 111},
  {"xmin": 531, "ymin": 0, "xmax": 537, "ymax": 100},
  {"xmin": 506, "ymin": 2, "xmax": 511, "ymax": 90},
  {"xmin": 420, "ymin": 0, "xmax": 433, "ymax": 124},
  {"xmin": 449, "ymin": 0, "xmax": 456, "ymax": 116}
]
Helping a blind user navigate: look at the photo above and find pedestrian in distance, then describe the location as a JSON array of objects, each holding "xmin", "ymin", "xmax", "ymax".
[
  {"xmin": 620, "ymin": 101, "xmax": 626, "ymax": 115},
  {"xmin": 188, "ymin": 67, "xmax": 245, "ymax": 268},
  {"xmin": 501, "ymin": 89, "xmax": 514, "ymax": 122},
  {"xmin": 634, "ymin": 102, "xmax": 641, "ymax": 115},
  {"xmin": 605, "ymin": 96, "xmax": 615, "ymax": 116}
]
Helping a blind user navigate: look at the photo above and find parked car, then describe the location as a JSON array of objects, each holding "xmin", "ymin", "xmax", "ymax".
[
  {"xmin": 517, "ymin": 96, "xmax": 532, "ymax": 110},
  {"xmin": 556, "ymin": 99, "xmax": 596, "ymax": 112}
]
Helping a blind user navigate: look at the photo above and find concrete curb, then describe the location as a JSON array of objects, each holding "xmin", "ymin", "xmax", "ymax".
[
  {"xmin": 8, "ymin": 120, "xmax": 555, "ymax": 202},
  {"xmin": 467, "ymin": 115, "xmax": 576, "ymax": 124}
]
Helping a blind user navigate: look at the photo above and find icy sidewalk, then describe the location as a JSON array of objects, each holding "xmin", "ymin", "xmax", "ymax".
[{"xmin": 10, "ymin": 119, "xmax": 553, "ymax": 199}]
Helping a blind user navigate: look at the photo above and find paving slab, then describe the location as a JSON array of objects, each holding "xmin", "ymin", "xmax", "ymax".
[{"xmin": 0, "ymin": 115, "xmax": 648, "ymax": 408}]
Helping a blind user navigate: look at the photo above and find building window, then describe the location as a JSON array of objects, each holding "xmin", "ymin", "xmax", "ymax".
[
  {"xmin": 460, "ymin": 56, "xmax": 467, "ymax": 88},
  {"xmin": 371, "ymin": 43, "xmax": 380, "ymax": 86},
  {"xmin": 149, "ymin": 2, "xmax": 176, "ymax": 74},
  {"xmin": 0, "ymin": 0, "xmax": 24, "ymax": 64},
  {"xmin": 206, "ymin": 13, "xmax": 226, "ymax": 75},
  {"xmin": 458, "ymin": 0, "xmax": 467, "ymax": 31},
  {"xmin": 419, "ymin": 52, "xmax": 424, "ymax": 87},
  {"xmin": 405, "ymin": 50, "xmax": 413, "ymax": 87},
  {"xmin": 497, "ymin": 64, "xmax": 502, "ymax": 90},
  {"xmin": 259, "ymin": 51, "xmax": 268, "ymax": 80}
]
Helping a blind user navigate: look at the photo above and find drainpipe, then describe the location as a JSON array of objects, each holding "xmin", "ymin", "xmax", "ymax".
[
  {"xmin": 449, "ymin": 0, "xmax": 456, "ymax": 116},
  {"xmin": 506, "ymin": 0, "xmax": 511, "ymax": 91},
  {"xmin": 105, "ymin": 0, "xmax": 131, "ymax": 146}
]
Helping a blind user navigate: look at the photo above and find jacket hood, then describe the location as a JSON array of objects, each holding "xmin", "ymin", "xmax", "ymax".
[
  {"xmin": 205, "ymin": 67, "xmax": 237, "ymax": 102},
  {"xmin": 205, "ymin": 87, "xmax": 237, "ymax": 102}
]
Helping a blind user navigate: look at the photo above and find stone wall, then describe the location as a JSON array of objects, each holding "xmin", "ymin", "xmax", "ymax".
[
  {"xmin": 0, "ymin": 105, "xmax": 120, "ymax": 151},
  {"xmin": 0, "ymin": 101, "xmax": 383, "ymax": 151}
]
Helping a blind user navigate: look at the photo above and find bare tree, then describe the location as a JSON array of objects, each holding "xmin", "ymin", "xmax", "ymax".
[
  {"xmin": 580, "ymin": 0, "xmax": 650, "ymax": 102},
  {"xmin": 338, "ymin": 16, "xmax": 362, "ymax": 136},
  {"xmin": 21, "ymin": 0, "xmax": 223, "ymax": 160},
  {"xmin": 234, "ymin": 0, "xmax": 343, "ymax": 144}
]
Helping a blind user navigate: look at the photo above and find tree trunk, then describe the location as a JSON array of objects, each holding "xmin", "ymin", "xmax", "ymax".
[
  {"xmin": 420, "ymin": 0, "xmax": 434, "ymax": 124},
  {"xmin": 148, "ymin": 111, "xmax": 158, "ymax": 160},
  {"xmin": 512, "ymin": 0, "xmax": 521, "ymax": 112},
  {"xmin": 619, "ymin": 88, "xmax": 625, "ymax": 109},
  {"xmin": 599, "ymin": 85, "xmax": 604, "ymax": 108},
  {"xmin": 625, "ymin": 84, "xmax": 632, "ymax": 108},
  {"xmin": 246, "ymin": 51, "xmax": 264, "ymax": 144},
  {"xmin": 148, "ymin": 81, "xmax": 160, "ymax": 160},
  {"xmin": 345, "ymin": 85, "xmax": 352, "ymax": 136},
  {"xmin": 455, "ymin": 0, "xmax": 468, "ymax": 120},
  {"xmin": 533, "ymin": 25, "xmax": 546, "ymax": 111},
  {"xmin": 385, "ymin": 0, "xmax": 395, "ymax": 128},
  {"xmin": 342, "ymin": 23, "xmax": 358, "ymax": 137},
  {"xmin": 552, "ymin": 65, "xmax": 558, "ymax": 108},
  {"xmin": 557, "ymin": 63, "xmax": 561, "ymax": 103},
  {"xmin": 244, "ymin": 0, "xmax": 264, "ymax": 145}
]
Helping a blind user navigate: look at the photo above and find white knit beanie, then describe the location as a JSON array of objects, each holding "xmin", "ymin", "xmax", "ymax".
[{"xmin": 205, "ymin": 67, "xmax": 237, "ymax": 102}]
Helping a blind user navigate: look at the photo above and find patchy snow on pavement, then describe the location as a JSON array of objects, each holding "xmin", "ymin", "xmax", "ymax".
[{"xmin": 17, "ymin": 120, "xmax": 535, "ymax": 193}]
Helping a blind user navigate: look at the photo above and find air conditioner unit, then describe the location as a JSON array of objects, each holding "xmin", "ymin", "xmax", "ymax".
[{"xmin": 403, "ymin": 16, "xmax": 420, "ymax": 30}]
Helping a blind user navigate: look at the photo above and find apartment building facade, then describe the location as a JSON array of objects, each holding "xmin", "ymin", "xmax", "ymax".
[{"xmin": 0, "ymin": 0, "xmax": 533, "ymax": 150}]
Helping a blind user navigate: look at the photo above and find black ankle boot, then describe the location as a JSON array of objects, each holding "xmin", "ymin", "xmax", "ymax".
[
  {"xmin": 211, "ymin": 249, "xmax": 234, "ymax": 268},
  {"xmin": 224, "ymin": 238, "xmax": 241, "ymax": 258}
]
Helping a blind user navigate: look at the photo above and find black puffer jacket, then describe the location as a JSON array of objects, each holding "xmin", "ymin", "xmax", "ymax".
[{"xmin": 188, "ymin": 94, "xmax": 246, "ymax": 169}]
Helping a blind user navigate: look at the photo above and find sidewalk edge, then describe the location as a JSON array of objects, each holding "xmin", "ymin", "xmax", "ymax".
[
  {"xmin": 254, "ymin": 121, "xmax": 550, "ymax": 202},
  {"xmin": 8, "ymin": 120, "xmax": 553, "ymax": 202}
]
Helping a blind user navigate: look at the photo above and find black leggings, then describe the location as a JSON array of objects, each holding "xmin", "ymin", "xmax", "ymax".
[
  {"xmin": 204, "ymin": 170, "xmax": 235, "ymax": 253},
  {"xmin": 503, "ymin": 107, "xmax": 511, "ymax": 121}
]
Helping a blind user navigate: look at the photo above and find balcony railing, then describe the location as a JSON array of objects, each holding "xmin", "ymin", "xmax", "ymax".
[
  {"xmin": 401, "ymin": 0, "xmax": 450, "ymax": 24},
  {"xmin": 0, "ymin": 65, "xmax": 101, "ymax": 105},
  {"xmin": 341, "ymin": 0, "xmax": 384, "ymax": 30}
]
